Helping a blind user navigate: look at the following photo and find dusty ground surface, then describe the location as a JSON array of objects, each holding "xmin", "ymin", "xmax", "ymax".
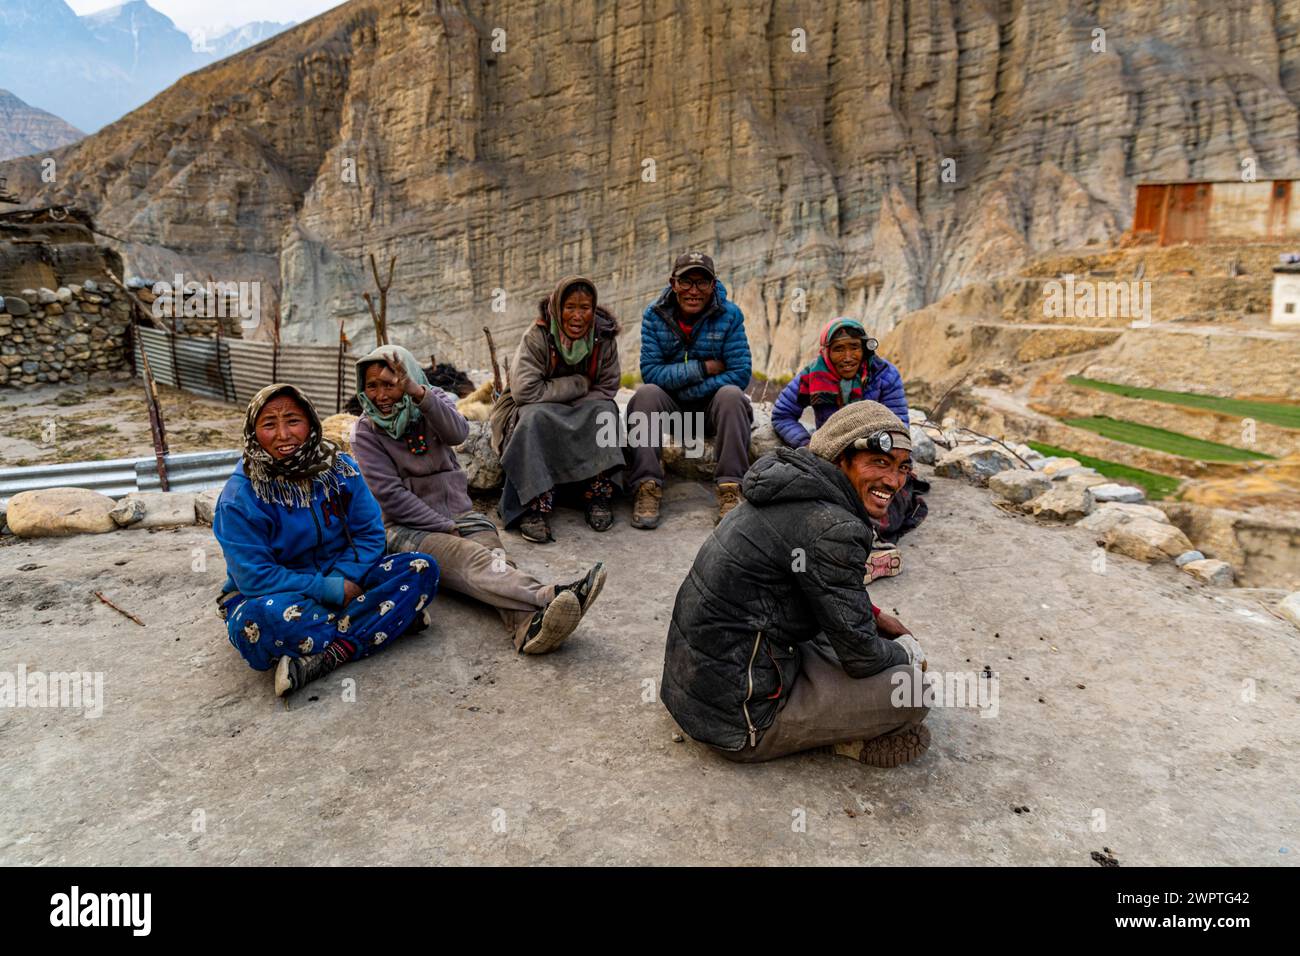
[
  {"xmin": 0, "ymin": 468, "xmax": 1297, "ymax": 865},
  {"xmin": 0, "ymin": 376, "xmax": 244, "ymax": 467}
]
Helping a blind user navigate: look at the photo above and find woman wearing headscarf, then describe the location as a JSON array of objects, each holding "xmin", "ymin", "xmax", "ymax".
[
  {"xmin": 213, "ymin": 383, "xmax": 438, "ymax": 698},
  {"xmin": 489, "ymin": 275, "xmax": 625, "ymax": 542},
  {"xmin": 352, "ymin": 345, "xmax": 607, "ymax": 655},
  {"xmin": 771, "ymin": 318, "xmax": 928, "ymax": 576}
]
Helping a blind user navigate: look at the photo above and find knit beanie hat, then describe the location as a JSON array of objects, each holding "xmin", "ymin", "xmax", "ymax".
[{"xmin": 808, "ymin": 400, "xmax": 912, "ymax": 462}]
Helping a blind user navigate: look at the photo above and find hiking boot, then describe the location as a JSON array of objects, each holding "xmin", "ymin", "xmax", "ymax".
[
  {"xmin": 585, "ymin": 495, "xmax": 614, "ymax": 532},
  {"xmin": 631, "ymin": 481, "xmax": 662, "ymax": 530},
  {"xmin": 715, "ymin": 482, "xmax": 743, "ymax": 525},
  {"xmin": 866, "ymin": 546, "xmax": 902, "ymax": 582},
  {"xmin": 517, "ymin": 590, "xmax": 582, "ymax": 654},
  {"xmin": 519, "ymin": 510, "xmax": 552, "ymax": 543},
  {"xmin": 831, "ymin": 724, "xmax": 931, "ymax": 769},
  {"xmin": 555, "ymin": 562, "xmax": 606, "ymax": 615},
  {"xmin": 274, "ymin": 650, "xmax": 342, "ymax": 697}
]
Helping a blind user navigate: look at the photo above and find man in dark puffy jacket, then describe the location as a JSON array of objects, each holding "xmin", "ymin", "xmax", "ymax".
[
  {"xmin": 626, "ymin": 251, "xmax": 753, "ymax": 529},
  {"xmin": 660, "ymin": 401, "xmax": 931, "ymax": 766}
]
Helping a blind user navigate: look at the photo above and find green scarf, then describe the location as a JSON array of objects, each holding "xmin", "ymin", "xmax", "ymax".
[
  {"xmin": 355, "ymin": 344, "xmax": 432, "ymax": 440},
  {"xmin": 241, "ymin": 383, "xmax": 354, "ymax": 508},
  {"xmin": 546, "ymin": 275, "xmax": 597, "ymax": 366}
]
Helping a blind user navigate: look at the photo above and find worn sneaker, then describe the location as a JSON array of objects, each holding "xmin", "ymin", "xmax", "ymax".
[
  {"xmin": 274, "ymin": 651, "xmax": 342, "ymax": 698},
  {"xmin": 517, "ymin": 589, "xmax": 582, "ymax": 654},
  {"xmin": 631, "ymin": 481, "xmax": 663, "ymax": 530},
  {"xmin": 866, "ymin": 546, "xmax": 902, "ymax": 582},
  {"xmin": 556, "ymin": 562, "xmax": 606, "ymax": 615},
  {"xmin": 519, "ymin": 510, "xmax": 552, "ymax": 543},
  {"xmin": 832, "ymin": 724, "xmax": 931, "ymax": 768},
  {"xmin": 715, "ymin": 482, "xmax": 743, "ymax": 524}
]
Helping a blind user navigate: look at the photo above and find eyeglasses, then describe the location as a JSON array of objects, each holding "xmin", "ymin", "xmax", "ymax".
[{"xmin": 674, "ymin": 275, "xmax": 714, "ymax": 292}]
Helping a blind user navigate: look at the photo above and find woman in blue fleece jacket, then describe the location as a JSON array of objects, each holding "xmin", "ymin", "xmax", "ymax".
[
  {"xmin": 213, "ymin": 383, "xmax": 438, "ymax": 698},
  {"xmin": 771, "ymin": 317, "xmax": 909, "ymax": 448},
  {"xmin": 770, "ymin": 318, "xmax": 928, "ymax": 566}
]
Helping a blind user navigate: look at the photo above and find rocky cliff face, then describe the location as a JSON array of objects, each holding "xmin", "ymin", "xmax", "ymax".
[
  {"xmin": 3, "ymin": 0, "xmax": 1300, "ymax": 375},
  {"xmin": 0, "ymin": 91, "xmax": 84, "ymax": 162}
]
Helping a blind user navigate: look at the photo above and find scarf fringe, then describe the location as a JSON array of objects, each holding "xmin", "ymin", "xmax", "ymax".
[{"xmin": 250, "ymin": 455, "xmax": 357, "ymax": 509}]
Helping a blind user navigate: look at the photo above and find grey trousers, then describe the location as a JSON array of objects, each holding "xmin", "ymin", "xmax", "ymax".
[
  {"xmin": 387, "ymin": 525, "xmax": 555, "ymax": 650},
  {"xmin": 625, "ymin": 383, "xmax": 754, "ymax": 488},
  {"xmin": 720, "ymin": 635, "xmax": 929, "ymax": 763}
]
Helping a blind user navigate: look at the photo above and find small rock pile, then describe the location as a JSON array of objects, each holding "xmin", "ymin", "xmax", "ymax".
[
  {"xmin": 0, "ymin": 280, "xmax": 132, "ymax": 388},
  {"xmin": 928, "ymin": 427, "xmax": 1239, "ymax": 589}
]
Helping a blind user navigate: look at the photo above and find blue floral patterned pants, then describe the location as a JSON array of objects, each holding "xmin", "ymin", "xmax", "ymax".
[{"xmin": 220, "ymin": 552, "xmax": 439, "ymax": 671}]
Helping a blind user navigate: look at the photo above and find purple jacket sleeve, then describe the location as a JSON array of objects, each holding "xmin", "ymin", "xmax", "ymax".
[
  {"xmin": 352, "ymin": 419, "xmax": 457, "ymax": 534},
  {"xmin": 772, "ymin": 374, "xmax": 811, "ymax": 447},
  {"xmin": 418, "ymin": 386, "xmax": 470, "ymax": 445},
  {"xmin": 869, "ymin": 359, "xmax": 910, "ymax": 427}
]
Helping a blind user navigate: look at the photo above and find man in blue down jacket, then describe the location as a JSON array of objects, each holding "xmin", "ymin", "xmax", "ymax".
[
  {"xmin": 660, "ymin": 401, "xmax": 931, "ymax": 767},
  {"xmin": 626, "ymin": 251, "xmax": 753, "ymax": 528}
]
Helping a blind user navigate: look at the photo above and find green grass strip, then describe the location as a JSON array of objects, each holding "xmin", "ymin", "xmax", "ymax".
[
  {"xmin": 1061, "ymin": 415, "xmax": 1273, "ymax": 462},
  {"xmin": 1025, "ymin": 441, "xmax": 1182, "ymax": 501},
  {"xmin": 1067, "ymin": 375, "xmax": 1300, "ymax": 429}
]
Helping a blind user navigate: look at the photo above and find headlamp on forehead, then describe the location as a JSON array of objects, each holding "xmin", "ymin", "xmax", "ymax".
[{"xmin": 853, "ymin": 430, "xmax": 893, "ymax": 454}]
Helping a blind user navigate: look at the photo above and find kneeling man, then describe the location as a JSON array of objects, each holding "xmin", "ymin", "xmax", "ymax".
[{"xmin": 660, "ymin": 401, "xmax": 930, "ymax": 766}]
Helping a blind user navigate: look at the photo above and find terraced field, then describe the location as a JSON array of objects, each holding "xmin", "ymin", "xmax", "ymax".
[
  {"xmin": 1060, "ymin": 415, "xmax": 1275, "ymax": 462},
  {"xmin": 1067, "ymin": 376, "xmax": 1300, "ymax": 429}
]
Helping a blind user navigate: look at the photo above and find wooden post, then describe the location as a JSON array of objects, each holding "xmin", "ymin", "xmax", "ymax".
[
  {"xmin": 335, "ymin": 319, "xmax": 349, "ymax": 413},
  {"xmin": 134, "ymin": 325, "xmax": 171, "ymax": 492},
  {"xmin": 484, "ymin": 327, "xmax": 503, "ymax": 398}
]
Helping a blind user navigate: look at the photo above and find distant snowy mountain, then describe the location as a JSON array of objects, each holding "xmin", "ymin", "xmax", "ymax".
[{"xmin": 0, "ymin": 0, "xmax": 293, "ymax": 134}]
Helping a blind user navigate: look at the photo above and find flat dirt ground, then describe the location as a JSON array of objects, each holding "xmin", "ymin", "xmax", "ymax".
[{"xmin": 0, "ymin": 469, "xmax": 1297, "ymax": 865}]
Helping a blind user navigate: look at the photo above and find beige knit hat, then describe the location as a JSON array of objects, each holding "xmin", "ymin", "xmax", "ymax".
[{"xmin": 808, "ymin": 401, "xmax": 912, "ymax": 462}]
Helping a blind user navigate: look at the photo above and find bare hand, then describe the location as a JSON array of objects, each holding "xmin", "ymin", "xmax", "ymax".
[
  {"xmin": 875, "ymin": 611, "xmax": 912, "ymax": 640},
  {"xmin": 704, "ymin": 359, "xmax": 726, "ymax": 376},
  {"xmin": 383, "ymin": 351, "xmax": 426, "ymax": 400},
  {"xmin": 343, "ymin": 580, "xmax": 364, "ymax": 604}
]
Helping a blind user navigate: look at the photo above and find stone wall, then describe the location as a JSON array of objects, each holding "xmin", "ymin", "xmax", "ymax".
[{"xmin": 0, "ymin": 281, "xmax": 132, "ymax": 388}]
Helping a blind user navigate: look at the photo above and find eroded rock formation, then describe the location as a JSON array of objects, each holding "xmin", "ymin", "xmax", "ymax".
[{"xmin": 4, "ymin": 0, "xmax": 1300, "ymax": 374}]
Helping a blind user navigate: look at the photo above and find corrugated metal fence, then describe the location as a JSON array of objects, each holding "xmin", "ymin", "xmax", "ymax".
[
  {"xmin": 134, "ymin": 327, "xmax": 357, "ymax": 414},
  {"xmin": 0, "ymin": 449, "xmax": 241, "ymax": 505}
]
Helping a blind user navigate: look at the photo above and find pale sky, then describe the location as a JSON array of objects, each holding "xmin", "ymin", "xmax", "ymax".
[{"xmin": 66, "ymin": 0, "xmax": 346, "ymax": 36}]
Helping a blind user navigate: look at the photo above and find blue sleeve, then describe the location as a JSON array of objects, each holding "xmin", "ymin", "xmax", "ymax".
[
  {"xmin": 328, "ymin": 459, "xmax": 388, "ymax": 587},
  {"xmin": 772, "ymin": 375, "xmax": 811, "ymax": 447},
  {"xmin": 872, "ymin": 360, "xmax": 910, "ymax": 427},
  {"xmin": 676, "ymin": 306, "xmax": 752, "ymax": 402},
  {"xmin": 640, "ymin": 313, "xmax": 707, "ymax": 393},
  {"xmin": 213, "ymin": 488, "xmax": 335, "ymax": 605}
]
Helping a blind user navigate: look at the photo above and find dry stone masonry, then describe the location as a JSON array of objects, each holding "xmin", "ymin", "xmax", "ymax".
[{"xmin": 0, "ymin": 280, "xmax": 131, "ymax": 388}]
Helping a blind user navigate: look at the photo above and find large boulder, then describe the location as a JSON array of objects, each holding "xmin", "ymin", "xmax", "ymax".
[
  {"xmin": 1278, "ymin": 593, "xmax": 1300, "ymax": 630},
  {"xmin": 909, "ymin": 425, "xmax": 937, "ymax": 465},
  {"xmin": 1090, "ymin": 482, "xmax": 1146, "ymax": 503},
  {"xmin": 195, "ymin": 488, "xmax": 222, "ymax": 525},
  {"xmin": 989, "ymin": 469, "xmax": 1051, "ymax": 504},
  {"xmin": 1181, "ymin": 559, "xmax": 1235, "ymax": 587},
  {"xmin": 111, "ymin": 492, "xmax": 198, "ymax": 529},
  {"xmin": 5, "ymin": 487, "xmax": 117, "ymax": 537},
  {"xmin": 663, "ymin": 421, "xmax": 785, "ymax": 481},
  {"xmin": 454, "ymin": 420, "xmax": 504, "ymax": 491},
  {"xmin": 1076, "ymin": 502, "xmax": 1170, "ymax": 535},
  {"xmin": 1104, "ymin": 517, "xmax": 1194, "ymax": 562},
  {"xmin": 1030, "ymin": 485, "xmax": 1094, "ymax": 521},
  {"xmin": 933, "ymin": 445, "xmax": 1017, "ymax": 486},
  {"xmin": 1041, "ymin": 457, "xmax": 1082, "ymax": 477}
]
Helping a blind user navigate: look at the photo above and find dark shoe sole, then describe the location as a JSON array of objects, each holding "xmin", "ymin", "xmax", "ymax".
[
  {"xmin": 631, "ymin": 514, "xmax": 662, "ymax": 529},
  {"xmin": 578, "ymin": 562, "xmax": 606, "ymax": 615},
  {"xmin": 831, "ymin": 724, "xmax": 931, "ymax": 768}
]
